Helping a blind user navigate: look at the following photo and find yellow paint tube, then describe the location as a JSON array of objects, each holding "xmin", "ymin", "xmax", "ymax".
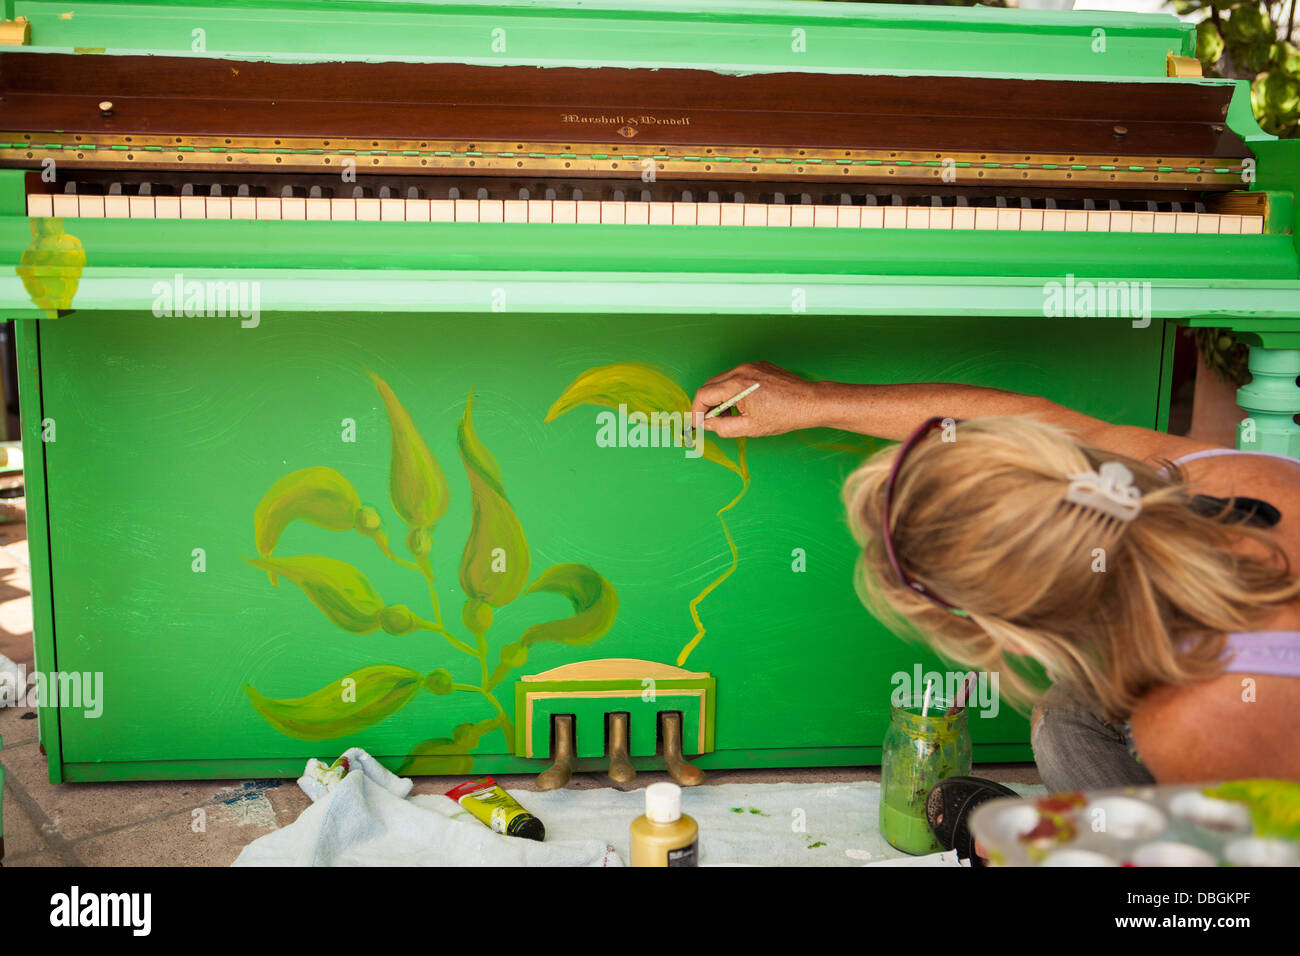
[{"xmin": 446, "ymin": 776, "xmax": 545, "ymax": 841}]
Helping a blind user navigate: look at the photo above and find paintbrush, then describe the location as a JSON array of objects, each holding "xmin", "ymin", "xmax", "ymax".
[
  {"xmin": 684, "ymin": 382, "xmax": 761, "ymax": 443},
  {"xmin": 946, "ymin": 671, "xmax": 976, "ymax": 716}
]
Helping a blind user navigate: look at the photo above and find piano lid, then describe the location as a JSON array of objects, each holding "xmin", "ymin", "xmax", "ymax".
[{"xmin": 0, "ymin": 53, "xmax": 1251, "ymax": 189}]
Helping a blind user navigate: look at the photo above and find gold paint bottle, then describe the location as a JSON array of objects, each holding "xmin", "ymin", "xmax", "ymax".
[{"xmin": 630, "ymin": 782, "xmax": 698, "ymax": 867}]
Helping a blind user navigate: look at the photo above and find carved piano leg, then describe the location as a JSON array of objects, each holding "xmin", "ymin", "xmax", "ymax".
[
  {"xmin": 536, "ymin": 714, "xmax": 575, "ymax": 791},
  {"xmin": 660, "ymin": 712, "xmax": 705, "ymax": 787},
  {"xmin": 606, "ymin": 712, "xmax": 636, "ymax": 784},
  {"xmin": 1236, "ymin": 341, "xmax": 1300, "ymax": 458}
]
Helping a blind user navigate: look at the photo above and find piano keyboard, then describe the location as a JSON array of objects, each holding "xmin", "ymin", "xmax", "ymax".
[{"xmin": 27, "ymin": 193, "xmax": 1263, "ymax": 234}]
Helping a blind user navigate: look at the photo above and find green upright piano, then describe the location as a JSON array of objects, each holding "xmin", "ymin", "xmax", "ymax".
[{"xmin": 0, "ymin": 0, "xmax": 1296, "ymax": 793}]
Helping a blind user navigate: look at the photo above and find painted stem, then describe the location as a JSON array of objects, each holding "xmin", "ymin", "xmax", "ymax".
[
  {"xmin": 677, "ymin": 437, "xmax": 750, "ymax": 666},
  {"xmin": 415, "ymin": 618, "xmax": 478, "ymax": 657}
]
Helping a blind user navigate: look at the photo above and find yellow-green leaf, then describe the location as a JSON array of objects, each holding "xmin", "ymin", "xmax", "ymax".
[
  {"xmin": 254, "ymin": 466, "xmax": 363, "ymax": 559},
  {"xmin": 397, "ymin": 718, "xmax": 500, "ymax": 775},
  {"xmin": 368, "ymin": 369, "xmax": 449, "ymax": 530},
  {"xmin": 545, "ymin": 361, "xmax": 739, "ymax": 475},
  {"xmin": 458, "ymin": 391, "xmax": 529, "ymax": 608},
  {"xmin": 520, "ymin": 563, "xmax": 618, "ymax": 647},
  {"xmin": 245, "ymin": 664, "xmax": 422, "ymax": 741},
  {"xmin": 248, "ymin": 554, "xmax": 385, "ymax": 633}
]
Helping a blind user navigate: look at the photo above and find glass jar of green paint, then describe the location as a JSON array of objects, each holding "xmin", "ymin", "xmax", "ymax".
[{"xmin": 880, "ymin": 698, "xmax": 972, "ymax": 855}]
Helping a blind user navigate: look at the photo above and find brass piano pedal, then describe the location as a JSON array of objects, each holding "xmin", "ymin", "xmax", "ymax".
[
  {"xmin": 536, "ymin": 714, "xmax": 575, "ymax": 791},
  {"xmin": 660, "ymin": 711, "xmax": 705, "ymax": 787},
  {"xmin": 606, "ymin": 712, "xmax": 637, "ymax": 785}
]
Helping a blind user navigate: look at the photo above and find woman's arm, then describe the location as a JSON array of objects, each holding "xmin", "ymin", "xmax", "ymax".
[{"xmin": 691, "ymin": 361, "xmax": 1225, "ymax": 463}]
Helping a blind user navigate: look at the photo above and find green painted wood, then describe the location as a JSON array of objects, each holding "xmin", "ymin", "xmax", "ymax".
[
  {"xmin": 3, "ymin": 218, "xmax": 1296, "ymax": 282},
  {"xmin": 14, "ymin": 0, "xmax": 1195, "ymax": 78},
  {"xmin": 18, "ymin": 307, "xmax": 1171, "ymax": 780},
  {"xmin": 13, "ymin": 319, "xmax": 62, "ymax": 783}
]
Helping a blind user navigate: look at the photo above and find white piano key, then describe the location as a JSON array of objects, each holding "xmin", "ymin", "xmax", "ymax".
[
  {"xmin": 883, "ymin": 207, "xmax": 907, "ymax": 229},
  {"xmin": 79, "ymin": 195, "xmax": 106, "ymax": 218},
  {"xmin": 836, "ymin": 207, "xmax": 861, "ymax": 228},
  {"xmin": 526, "ymin": 200, "xmax": 553, "ymax": 223},
  {"xmin": 552, "ymin": 200, "xmax": 577, "ymax": 224},
  {"xmin": 1019, "ymin": 209, "xmax": 1043, "ymax": 231},
  {"xmin": 600, "ymin": 201, "xmax": 626, "ymax": 225},
  {"xmin": 720, "ymin": 204, "xmax": 745, "ymax": 226},
  {"xmin": 974, "ymin": 208, "xmax": 998, "ymax": 230},
  {"xmin": 130, "ymin": 196, "xmax": 156, "ymax": 218},
  {"xmin": 154, "ymin": 196, "xmax": 180, "ymax": 219},
  {"xmin": 813, "ymin": 206, "xmax": 837, "ymax": 228},
  {"xmin": 329, "ymin": 198, "xmax": 356, "ymax": 221},
  {"xmin": 925, "ymin": 207, "xmax": 950, "ymax": 229},
  {"xmin": 51, "ymin": 195, "xmax": 79, "ymax": 217},
  {"xmin": 906, "ymin": 208, "xmax": 932, "ymax": 229},
  {"xmin": 380, "ymin": 198, "xmax": 407, "ymax": 221},
  {"xmin": 997, "ymin": 209, "xmax": 1021, "ymax": 231},
  {"xmin": 356, "ymin": 198, "xmax": 381, "ymax": 221},
  {"xmin": 1174, "ymin": 212, "xmax": 1198, "ymax": 233},
  {"xmin": 1217, "ymin": 214, "xmax": 1241, "ymax": 234},
  {"xmin": 280, "ymin": 197, "xmax": 306, "ymax": 220},
  {"xmin": 673, "ymin": 202, "xmax": 698, "ymax": 225},
  {"xmin": 405, "ymin": 199, "xmax": 431, "ymax": 222},
  {"xmin": 624, "ymin": 202, "xmax": 649, "ymax": 225},
  {"xmin": 230, "ymin": 197, "xmax": 256, "ymax": 219},
  {"xmin": 697, "ymin": 203, "xmax": 722, "ymax": 226},
  {"xmin": 768, "ymin": 205, "xmax": 792, "ymax": 227},
  {"xmin": 27, "ymin": 194, "xmax": 54, "ymax": 217},
  {"xmin": 305, "ymin": 198, "xmax": 331, "ymax": 220},
  {"xmin": 648, "ymin": 202, "xmax": 674, "ymax": 225},
  {"xmin": 575, "ymin": 200, "xmax": 600, "ymax": 224},
  {"xmin": 1041, "ymin": 209, "xmax": 1065, "ymax": 231},
  {"xmin": 860, "ymin": 206, "xmax": 886, "ymax": 228},
  {"xmin": 1241, "ymin": 216, "xmax": 1264, "ymax": 234},
  {"xmin": 479, "ymin": 199, "xmax": 505, "ymax": 223},
  {"xmin": 789, "ymin": 206, "xmax": 814, "ymax": 227},
  {"xmin": 454, "ymin": 199, "xmax": 479, "ymax": 222},
  {"xmin": 1108, "ymin": 211, "xmax": 1132, "ymax": 232},
  {"xmin": 1064, "ymin": 210, "xmax": 1088, "ymax": 231},
  {"xmin": 745, "ymin": 203, "xmax": 769, "ymax": 226},
  {"xmin": 1152, "ymin": 212, "xmax": 1177, "ymax": 233},
  {"xmin": 1196, "ymin": 214, "xmax": 1221, "ymax": 234},
  {"xmin": 1131, "ymin": 211, "xmax": 1155, "ymax": 232},
  {"xmin": 430, "ymin": 200, "xmax": 455, "ymax": 222},
  {"xmin": 255, "ymin": 198, "xmax": 282, "ymax": 220},
  {"xmin": 504, "ymin": 200, "xmax": 528, "ymax": 223},
  {"xmin": 1086, "ymin": 211, "xmax": 1109, "ymax": 232},
  {"xmin": 204, "ymin": 197, "xmax": 230, "ymax": 219}
]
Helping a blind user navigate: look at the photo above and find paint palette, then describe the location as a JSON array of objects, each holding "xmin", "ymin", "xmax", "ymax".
[{"xmin": 969, "ymin": 780, "xmax": 1300, "ymax": 867}]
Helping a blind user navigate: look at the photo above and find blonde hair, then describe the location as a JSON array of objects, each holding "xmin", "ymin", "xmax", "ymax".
[{"xmin": 844, "ymin": 416, "xmax": 1300, "ymax": 721}]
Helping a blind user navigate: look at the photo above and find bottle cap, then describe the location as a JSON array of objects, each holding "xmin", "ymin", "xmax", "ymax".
[{"xmin": 645, "ymin": 782, "xmax": 682, "ymax": 823}]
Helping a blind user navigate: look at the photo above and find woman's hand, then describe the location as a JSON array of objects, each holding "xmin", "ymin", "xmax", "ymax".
[{"xmin": 690, "ymin": 362, "xmax": 826, "ymax": 437}]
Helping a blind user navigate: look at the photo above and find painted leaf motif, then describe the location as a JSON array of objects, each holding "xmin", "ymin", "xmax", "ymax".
[
  {"xmin": 368, "ymin": 369, "xmax": 449, "ymax": 529},
  {"xmin": 17, "ymin": 219, "xmax": 86, "ymax": 318},
  {"xmin": 398, "ymin": 718, "xmax": 500, "ymax": 775},
  {"xmin": 520, "ymin": 563, "xmax": 618, "ymax": 647},
  {"xmin": 248, "ymin": 554, "xmax": 385, "ymax": 633},
  {"xmin": 544, "ymin": 361, "xmax": 739, "ymax": 475},
  {"xmin": 253, "ymin": 466, "xmax": 363, "ymax": 559},
  {"xmin": 245, "ymin": 664, "xmax": 422, "ymax": 741},
  {"xmin": 458, "ymin": 391, "xmax": 529, "ymax": 608}
]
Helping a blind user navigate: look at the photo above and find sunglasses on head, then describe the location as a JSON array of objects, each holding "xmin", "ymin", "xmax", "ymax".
[{"xmin": 880, "ymin": 416, "xmax": 967, "ymax": 617}]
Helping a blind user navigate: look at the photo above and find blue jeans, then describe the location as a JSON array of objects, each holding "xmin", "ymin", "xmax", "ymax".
[{"xmin": 1030, "ymin": 684, "xmax": 1156, "ymax": 791}]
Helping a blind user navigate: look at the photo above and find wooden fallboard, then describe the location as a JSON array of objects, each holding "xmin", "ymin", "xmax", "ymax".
[{"xmin": 0, "ymin": 52, "xmax": 1251, "ymax": 187}]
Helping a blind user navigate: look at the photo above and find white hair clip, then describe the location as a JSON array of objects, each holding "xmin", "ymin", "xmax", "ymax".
[{"xmin": 1065, "ymin": 461, "xmax": 1142, "ymax": 522}]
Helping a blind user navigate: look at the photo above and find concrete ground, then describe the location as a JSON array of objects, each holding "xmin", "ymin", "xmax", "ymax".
[{"xmin": 0, "ymin": 512, "xmax": 1040, "ymax": 867}]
